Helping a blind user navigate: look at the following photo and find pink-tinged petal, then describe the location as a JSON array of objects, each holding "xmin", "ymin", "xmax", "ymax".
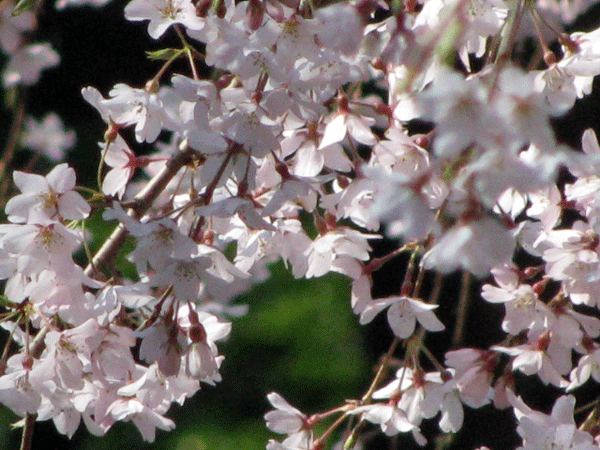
[
  {"xmin": 267, "ymin": 392, "xmax": 303, "ymax": 416},
  {"xmin": 13, "ymin": 171, "xmax": 47, "ymax": 195},
  {"xmin": 319, "ymin": 114, "xmax": 346, "ymax": 149},
  {"xmin": 372, "ymin": 379, "xmax": 401, "ymax": 399},
  {"xmin": 147, "ymin": 21, "xmax": 173, "ymax": 40},
  {"xmin": 346, "ymin": 115, "xmax": 377, "ymax": 146},
  {"xmin": 439, "ymin": 393, "xmax": 463, "ymax": 432},
  {"xmin": 538, "ymin": 357, "xmax": 569, "ymax": 388},
  {"xmin": 481, "ymin": 285, "xmax": 512, "ymax": 303},
  {"xmin": 104, "ymin": 135, "xmax": 133, "ymax": 167},
  {"xmin": 512, "ymin": 350, "xmax": 542, "ymax": 373},
  {"xmin": 264, "ymin": 410, "xmax": 304, "ymax": 434},
  {"xmin": 582, "ymin": 128, "xmax": 600, "ymax": 156},
  {"xmin": 102, "ymin": 167, "xmax": 131, "ymax": 198},
  {"xmin": 358, "ymin": 298, "xmax": 397, "ymax": 324},
  {"xmin": 132, "ymin": 408, "xmax": 175, "ymax": 442},
  {"xmin": 550, "ymin": 395, "xmax": 576, "ymax": 424},
  {"xmin": 57, "ymin": 190, "xmax": 91, "ymax": 219},
  {"xmin": 415, "ymin": 309, "xmax": 445, "ymax": 333},
  {"xmin": 387, "ymin": 300, "xmax": 417, "ymax": 339},
  {"xmin": 4, "ymin": 195, "xmax": 38, "ymax": 222},
  {"xmin": 46, "ymin": 163, "xmax": 76, "ymax": 193},
  {"xmin": 293, "ymin": 144, "xmax": 323, "ymax": 177},
  {"xmin": 388, "ymin": 407, "xmax": 418, "ymax": 434},
  {"xmin": 52, "ymin": 410, "xmax": 81, "ymax": 438},
  {"xmin": 322, "ymin": 143, "xmax": 352, "ymax": 172},
  {"xmin": 405, "ymin": 297, "xmax": 439, "ymax": 311}
]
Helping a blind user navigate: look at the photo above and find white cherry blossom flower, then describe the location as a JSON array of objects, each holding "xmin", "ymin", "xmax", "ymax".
[
  {"xmin": 125, "ymin": 0, "xmax": 206, "ymax": 39},
  {"xmin": 568, "ymin": 346, "xmax": 600, "ymax": 391},
  {"xmin": 359, "ymin": 296, "xmax": 444, "ymax": 339},
  {"xmin": 102, "ymin": 83, "xmax": 165, "ymax": 143},
  {"xmin": 265, "ymin": 393, "xmax": 304, "ymax": 432},
  {"xmin": 510, "ymin": 394, "xmax": 597, "ymax": 450},
  {"xmin": 5, "ymin": 163, "xmax": 90, "ymax": 224}
]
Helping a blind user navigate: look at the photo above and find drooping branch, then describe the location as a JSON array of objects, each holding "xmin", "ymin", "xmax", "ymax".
[{"xmin": 84, "ymin": 146, "xmax": 196, "ymax": 278}]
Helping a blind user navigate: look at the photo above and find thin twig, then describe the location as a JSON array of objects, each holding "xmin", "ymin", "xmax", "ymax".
[
  {"xmin": 20, "ymin": 413, "xmax": 36, "ymax": 450},
  {"xmin": 451, "ymin": 270, "xmax": 471, "ymax": 348}
]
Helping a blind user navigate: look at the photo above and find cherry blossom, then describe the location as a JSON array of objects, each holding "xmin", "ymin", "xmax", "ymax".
[
  {"xmin": 124, "ymin": 0, "xmax": 206, "ymax": 39},
  {"xmin": 5, "ymin": 163, "xmax": 90, "ymax": 223},
  {"xmin": 359, "ymin": 295, "xmax": 444, "ymax": 339},
  {"xmin": 2, "ymin": 43, "xmax": 59, "ymax": 88},
  {"xmin": 5, "ymin": 0, "xmax": 600, "ymax": 447},
  {"xmin": 20, "ymin": 113, "xmax": 75, "ymax": 162}
]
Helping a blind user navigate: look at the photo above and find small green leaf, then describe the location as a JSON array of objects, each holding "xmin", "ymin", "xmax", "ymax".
[
  {"xmin": 145, "ymin": 48, "xmax": 184, "ymax": 61},
  {"xmin": 11, "ymin": 0, "xmax": 38, "ymax": 16},
  {"xmin": 0, "ymin": 294, "xmax": 13, "ymax": 308}
]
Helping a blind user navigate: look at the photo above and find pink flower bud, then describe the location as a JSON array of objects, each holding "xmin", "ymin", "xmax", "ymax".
[{"xmin": 246, "ymin": 0, "xmax": 265, "ymax": 31}]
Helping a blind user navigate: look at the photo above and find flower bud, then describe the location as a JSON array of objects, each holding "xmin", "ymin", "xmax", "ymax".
[{"xmin": 246, "ymin": 0, "xmax": 265, "ymax": 31}]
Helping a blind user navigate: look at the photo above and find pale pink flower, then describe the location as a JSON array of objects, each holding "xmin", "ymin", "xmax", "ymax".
[
  {"xmin": 265, "ymin": 392, "xmax": 306, "ymax": 434},
  {"xmin": 304, "ymin": 228, "xmax": 374, "ymax": 279},
  {"xmin": 422, "ymin": 216, "xmax": 515, "ymax": 278},
  {"xmin": 494, "ymin": 333, "xmax": 569, "ymax": 388},
  {"xmin": 349, "ymin": 403, "xmax": 420, "ymax": 438},
  {"xmin": 0, "ymin": 5, "xmax": 35, "ymax": 54},
  {"xmin": 445, "ymin": 349, "xmax": 495, "ymax": 408},
  {"xmin": 510, "ymin": 393, "xmax": 597, "ymax": 450},
  {"xmin": 568, "ymin": 346, "xmax": 600, "ymax": 391},
  {"xmin": 101, "ymin": 134, "xmax": 137, "ymax": 199},
  {"xmin": 2, "ymin": 43, "xmax": 59, "ymax": 88},
  {"xmin": 106, "ymin": 397, "xmax": 175, "ymax": 442},
  {"xmin": 481, "ymin": 279, "xmax": 551, "ymax": 335},
  {"xmin": 178, "ymin": 306, "xmax": 230, "ymax": 381},
  {"xmin": 0, "ymin": 354, "xmax": 41, "ymax": 417},
  {"xmin": 5, "ymin": 163, "xmax": 90, "ymax": 223},
  {"xmin": 21, "ymin": 113, "xmax": 75, "ymax": 161}
]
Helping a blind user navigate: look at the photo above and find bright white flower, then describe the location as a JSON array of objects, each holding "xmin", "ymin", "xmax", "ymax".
[
  {"xmin": 510, "ymin": 394, "xmax": 597, "ymax": 450},
  {"xmin": 568, "ymin": 346, "xmax": 600, "ymax": 390},
  {"xmin": 124, "ymin": 0, "xmax": 205, "ymax": 39},
  {"xmin": 5, "ymin": 163, "xmax": 90, "ymax": 223},
  {"xmin": 349, "ymin": 403, "xmax": 420, "ymax": 438},
  {"xmin": 106, "ymin": 397, "xmax": 175, "ymax": 442},
  {"xmin": 102, "ymin": 83, "xmax": 165, "ymax": 143},
  {"xmin": 359, "ymin": 296, "xmax": 444, "ymax": 339},
  {"xmin": 494, "ymin": 332, "xmax": 569, "ymax": 388}
]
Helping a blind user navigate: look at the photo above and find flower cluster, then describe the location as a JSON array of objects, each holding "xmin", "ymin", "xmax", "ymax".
[{"xmin": 1, "ymin": 0, "xmax": 600, "ymax": 448}]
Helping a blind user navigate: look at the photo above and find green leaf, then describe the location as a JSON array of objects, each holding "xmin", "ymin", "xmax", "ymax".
[
  {"xmin": 145, "ymin": 48, "xmax": 184, "ymax": 61},
  {"xmin": 11, "ymin": 0, "xmax": 38, "ymax": 16}
]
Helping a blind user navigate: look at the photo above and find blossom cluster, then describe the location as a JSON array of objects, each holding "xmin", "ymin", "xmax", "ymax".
[{"xmin": 1, "ymin": 0, "xmax": 600, "ymax": 448}]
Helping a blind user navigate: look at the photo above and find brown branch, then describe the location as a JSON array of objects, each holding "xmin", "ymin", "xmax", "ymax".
[{"xmin": 84, "ymin": 147, "xmax": 195, "ymax": 277}]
